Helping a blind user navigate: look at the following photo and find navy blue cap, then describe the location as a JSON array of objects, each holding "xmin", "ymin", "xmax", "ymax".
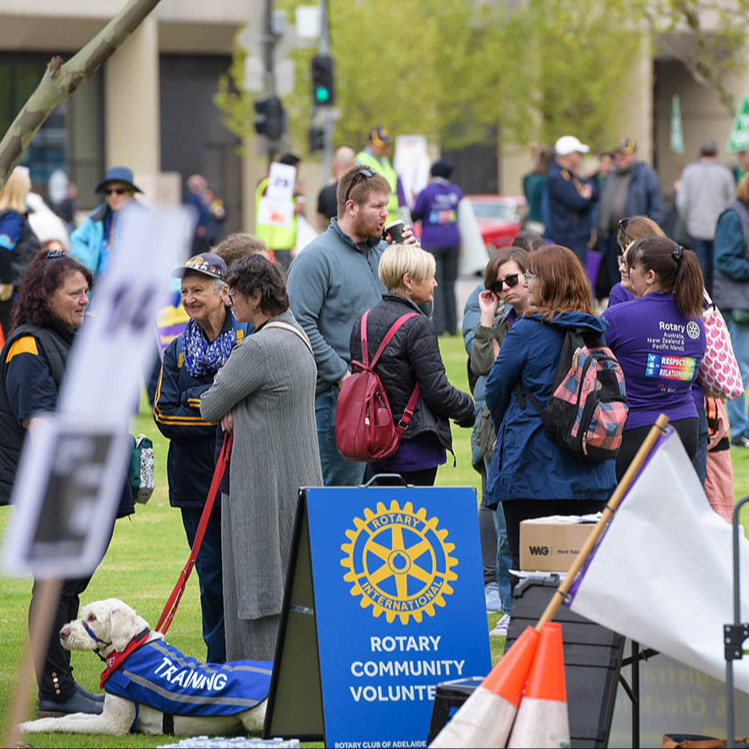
[
  {"xmin": 95, "ymin": 166, "xmax": 143, "ymax": 194},
  {"xmin": 171, "ymin": 252, "xmax": 228, "ymax": 282}
]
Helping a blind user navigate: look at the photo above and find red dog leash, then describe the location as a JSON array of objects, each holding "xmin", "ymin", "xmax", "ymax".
[{"xmin": 155, "ymin": 431, "xmax": 233, "ymax": 635}]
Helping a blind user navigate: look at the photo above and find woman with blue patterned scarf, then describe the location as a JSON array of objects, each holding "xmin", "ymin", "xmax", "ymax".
[{"xmin": 153, "ymin": 252, "xmax": 248, "ymax": 664}]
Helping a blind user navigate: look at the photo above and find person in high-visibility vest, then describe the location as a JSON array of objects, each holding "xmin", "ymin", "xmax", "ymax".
[
  {"xmin": 255, "ymin": 153, "xmax": 304, "ymax": 272},
  {"xmin": 356, "ymin": 127, "xmax": 407, "ymax": 226}
]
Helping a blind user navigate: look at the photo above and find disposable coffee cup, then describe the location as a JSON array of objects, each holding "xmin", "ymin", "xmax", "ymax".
[{"xmin": 383, "ymin": 220, "xmax": 405, "ymax": 244}]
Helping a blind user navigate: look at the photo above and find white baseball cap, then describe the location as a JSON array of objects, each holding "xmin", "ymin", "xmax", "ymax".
[{"xmin": 554, "ymin": 135, "xmax": 590, "ymax": 156}]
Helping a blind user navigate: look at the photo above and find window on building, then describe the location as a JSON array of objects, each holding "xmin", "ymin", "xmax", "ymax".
[{"xmin": 0, "ymin": 53, "xmax": 104, "ymax": 210}]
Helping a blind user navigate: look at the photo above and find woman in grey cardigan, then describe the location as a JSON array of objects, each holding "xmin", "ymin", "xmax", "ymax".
[{"xmin": 201, "ymin": 255, "xmax": 322, "ymax": 661}]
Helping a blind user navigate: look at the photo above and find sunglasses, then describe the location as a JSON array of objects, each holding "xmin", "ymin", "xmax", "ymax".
[
  {"xmin": 523, "ymin": 271, "xmax": 537, "ymax": 281},
  {"xmin": 46, "ymin": 249, "xmax": 64, "ymax": 259},
  {"xmin": 104, "ymin": 187, "xmax": 128, "ymax": 196},
  {"xmin": 489, "ymin": 274, "xmax": 521, "ymax": 294},
  {"xmin": 344, "ymin": 168, "xmax": 375, "ymax": 203}
]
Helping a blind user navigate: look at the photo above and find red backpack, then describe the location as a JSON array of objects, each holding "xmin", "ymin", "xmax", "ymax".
[{"xmin": 335, "ymin": 310, "xmax": 421, "ymax": 461}]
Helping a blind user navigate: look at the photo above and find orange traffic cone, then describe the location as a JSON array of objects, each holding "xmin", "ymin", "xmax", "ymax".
[
  {"xmin": 507, "ymin": 621, "xmax": 570, "ymax": 748},
  {"xmin": 430, "ymin": 626, "xmax": 540, "ymax": 748}
]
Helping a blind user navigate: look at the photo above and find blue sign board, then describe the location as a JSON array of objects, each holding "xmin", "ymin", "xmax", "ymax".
[{"xmin": 304, "ymin": 485, "xmax": 491, "ymax": 748}]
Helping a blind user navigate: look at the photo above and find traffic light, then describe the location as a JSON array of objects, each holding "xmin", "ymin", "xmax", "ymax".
[
  {"xmin": 254, "ymin": 95, "xmax": 286, "ymax": 141},
  {"xmin": 308, "ymin": 126, "xmax": 325, "ymax": 153},
  {"xmin": 311, "ymin": 54, "xmax": 335, "ymax": 106}
]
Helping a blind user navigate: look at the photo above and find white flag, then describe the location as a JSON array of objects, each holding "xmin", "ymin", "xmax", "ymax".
[{"xmin": 566, "ymin": 426, "xmax": 749, "ymax": 692}]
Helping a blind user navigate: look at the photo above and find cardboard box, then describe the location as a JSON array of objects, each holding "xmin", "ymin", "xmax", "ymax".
[{"xmin": 519, "ymin": 514, "xmax": 598, "ymax": 573}]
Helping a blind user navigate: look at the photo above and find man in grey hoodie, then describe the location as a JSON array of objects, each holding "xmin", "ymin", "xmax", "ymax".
[
  {"xmin": 676, "ymin": 138, "xmax": 735, "ymax": 294},
  {"xmin": 288, "ymin": 165, "xmax": 413, "ymax": 486}
]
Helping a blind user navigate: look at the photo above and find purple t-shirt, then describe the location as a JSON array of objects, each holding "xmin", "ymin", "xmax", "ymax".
[
  {"xmin": 412, "ymin": 181, "xmax": 462, "ymax": 249},
  {"xmin": 603, "ymin": 292, "xmax": 706, "ymax": 430},
  {"xmin": 371, "ymin": 433, "xmax": 447, "ymax": 473},
  {"xmin": 607, "ymin": 282, "xmax": 634, "ymax": 307}
]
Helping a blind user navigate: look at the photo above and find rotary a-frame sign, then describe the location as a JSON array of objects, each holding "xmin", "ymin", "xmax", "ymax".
[{"xmin": 264, "ymin": 486, "xmax": 491, "ymax": 748}]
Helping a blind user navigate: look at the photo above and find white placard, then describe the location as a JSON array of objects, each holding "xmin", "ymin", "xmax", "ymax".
[
  {"xmin": 394, "ymin": 134, "xmax": 431, "ymax": 208},
  {"xmin": 59, "ymin": 208, "xmax": 192, "ymax": 418},
  {"xmin": 266, "ymin": 163, "xmax": 297, "ymax": 201},
  {"xmin": 2, "ymin": 417, "xmax": 131, "ymax": 578},
  {"xmin": 257, "ymin": 196, "xmax": 295, "ymax": 229}
]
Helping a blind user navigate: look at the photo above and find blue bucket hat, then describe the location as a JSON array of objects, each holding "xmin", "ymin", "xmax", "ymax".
[{"xmin": 95, "ymin": 166, "xmax": 143, "ymax": 194}]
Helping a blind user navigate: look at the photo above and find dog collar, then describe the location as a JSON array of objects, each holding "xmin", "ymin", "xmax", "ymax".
[
  {"xmin": 99, "ymin": 628, "xmax": 151, "ymax": 689},
  {"xmin": 80, "ymin": 619, "xmax": 113, "ymax": 658}
]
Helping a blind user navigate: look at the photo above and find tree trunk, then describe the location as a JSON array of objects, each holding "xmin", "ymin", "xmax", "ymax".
[{"xmin": 0, "ymin": 0, "xmax": 165, "ymax": 190}]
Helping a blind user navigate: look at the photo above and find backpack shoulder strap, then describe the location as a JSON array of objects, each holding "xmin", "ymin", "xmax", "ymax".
[{"xmin": 370, "ymin": 312, "xmax": 419, "ymax": 368}]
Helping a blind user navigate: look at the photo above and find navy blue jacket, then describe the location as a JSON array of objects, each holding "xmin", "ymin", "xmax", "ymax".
[
  {"xmin": 545, "ymin": 161, "xmax": 598, "ymax": 246},
  {"xmin": 153, "ymin": 311, "xmax": 248, "ymax": 509},
  {"xmin": 484, "ymin": 311, "xmax": 617, "ymax": 504},
  {"xmin": 623, "ymin": 162, "xmax": 666, "ymax": 227}
]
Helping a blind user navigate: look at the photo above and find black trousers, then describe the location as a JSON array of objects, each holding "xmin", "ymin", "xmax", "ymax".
[
  {"xmin": 502, "ymin": 498, "xmax": 608, "ymax": 577},
  {"xmin": 616, "ymin": 417, "xmax": 698, "ymax": 482},
  {"xmin": 30, "ymin": 575, "xmax": 93, "ymax": 701},
  {"xmin": 428, "ymin": 246, "xmax": 459, "ymax": 336}
]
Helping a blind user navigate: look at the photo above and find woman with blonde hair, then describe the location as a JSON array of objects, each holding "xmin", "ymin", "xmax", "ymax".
[
  {"xmin": 0, "ymin": 166, "xmax": 41, "ymax": 333},
  {"xmin": 485, "ymin": 245, "xmax": 616, "ymax": 576},
  {"xmin": 349, "ymin": 243, "xmax": 475, "ymax": 486}
]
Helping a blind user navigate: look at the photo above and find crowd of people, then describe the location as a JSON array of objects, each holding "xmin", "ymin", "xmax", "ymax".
[{"xmin": 0, "ymin": 125, "xmax": 746, "ymax": 718}]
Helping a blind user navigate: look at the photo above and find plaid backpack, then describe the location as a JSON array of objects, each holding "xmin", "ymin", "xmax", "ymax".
[
  {"xmin": 518, "ymin": 328, "xmax": 628, "ymax": 461},
  {"xmin": 335, "ymin": 310, "xmax": 420, "ymax": 462}
]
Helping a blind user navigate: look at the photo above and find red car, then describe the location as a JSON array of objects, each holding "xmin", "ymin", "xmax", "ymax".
[{"xmin": 465, "ymin": 195, "xmax": 526, "ymax": 254}]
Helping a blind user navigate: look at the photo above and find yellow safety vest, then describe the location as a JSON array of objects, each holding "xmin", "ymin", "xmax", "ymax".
[
  {"xmin": 255, "ymin": 177, "xmax": 298, "ymax": 251},
  {"xmin": 355, "ymin": 151, "xmax": 400, "ymax": 225}
]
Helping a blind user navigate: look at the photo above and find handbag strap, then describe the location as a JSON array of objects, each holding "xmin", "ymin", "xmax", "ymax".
[
  {"xmin": 155, "ymin": 431, "xmax": 233, "ymax": 635},
  {"xmin": 263, "ymin": 320, "xmax": 314, "ymax": 357}
]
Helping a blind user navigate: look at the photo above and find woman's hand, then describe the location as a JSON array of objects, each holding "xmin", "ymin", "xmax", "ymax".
[
  {"xmin": 478, "ymin": 289, "xmax": 500, "ymax": 325},
  {"xmin": 220, "ymin": 411, "xmax": 234, "ymax": 433}
]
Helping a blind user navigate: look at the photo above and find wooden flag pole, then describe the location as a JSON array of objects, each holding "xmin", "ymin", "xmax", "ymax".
[
  {"xmin": 3, "ymin": 576, "xmax": 63, "ymax": 748},
  {"xmin": 535, "ymin": 414, "xmax": 670, "ymax": 631}
]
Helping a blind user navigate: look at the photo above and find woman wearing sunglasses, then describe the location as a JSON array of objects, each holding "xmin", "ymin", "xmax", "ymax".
[
  {"xmin": 71, "ymin": 166, "xmax": 146, "ymax": 280},
  {"xmin": 470, "ymin": 246, "xmax": 530, "ymax": 636}
]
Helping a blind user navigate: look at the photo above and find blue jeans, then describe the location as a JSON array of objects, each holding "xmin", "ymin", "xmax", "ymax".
[
  {"xmin": 726, "ymin": 313, "xmax": 749, "ymax": 439},
  {"xmin": 485, "ymin": 457, "xmax": 512, "ymax": 614},
  {"xmin": 689, "ymin": 236, "xmax": 714, "ymax": 295},
  {"xmin": 315, "ymin": 387, "xmax": 367, "ymax": 486},
  {"xmin": 181, "ymin": 505, "xmax": 226, "ymax": 663}
]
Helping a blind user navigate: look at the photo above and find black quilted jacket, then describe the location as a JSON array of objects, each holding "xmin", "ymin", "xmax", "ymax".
[{"xmin": 349, "ymin": 294, "xmax": 475, "ymax": 451}]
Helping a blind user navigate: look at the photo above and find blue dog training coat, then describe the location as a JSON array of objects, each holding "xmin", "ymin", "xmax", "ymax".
[{"xmin": 103, "ymin": 638, "xmax": 272, "ymax": 717}]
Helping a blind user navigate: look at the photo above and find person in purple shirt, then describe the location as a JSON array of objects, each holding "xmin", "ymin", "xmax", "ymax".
[
  {"xmin": 603, "ymin": 235, "xmax": 706, "ymax": 480},
  {"xmin": 412, "ymin": 160, "xmax": 463, "ymax": 336}
]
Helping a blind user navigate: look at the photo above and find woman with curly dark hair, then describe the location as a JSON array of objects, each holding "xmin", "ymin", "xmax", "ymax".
[{"xmin": 0, "ymin": 249, "xmax": 132, "ymax": 718}]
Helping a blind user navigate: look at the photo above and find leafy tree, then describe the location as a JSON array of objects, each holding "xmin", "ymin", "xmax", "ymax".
[{"xmin": 215, "ymin": 0, "xmax": 642, "ymax": 156}]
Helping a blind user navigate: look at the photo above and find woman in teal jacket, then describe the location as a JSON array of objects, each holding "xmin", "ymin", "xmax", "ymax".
[
  {"xmin": 485, "ymin": 245, "xmax": 617, "ymax": 574},
  {"xmin": 71, "ymin": 166, "xmax": 145, "ymax": 277}
]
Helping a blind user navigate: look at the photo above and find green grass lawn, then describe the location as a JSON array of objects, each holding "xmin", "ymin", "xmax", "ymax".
[{"xmin": 1, "ymin": 333, "xmax": 748, "ymax": 747}]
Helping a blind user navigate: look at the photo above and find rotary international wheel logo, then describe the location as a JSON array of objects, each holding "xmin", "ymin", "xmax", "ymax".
[{"xmin": 340, "ymin": 500, "xmax": 458, "ymax": 624}]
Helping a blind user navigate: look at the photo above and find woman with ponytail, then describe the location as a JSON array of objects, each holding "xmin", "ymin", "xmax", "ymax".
[{"xmin": 603, "ymin": 236, "xmax": 706, "ymax": 479}]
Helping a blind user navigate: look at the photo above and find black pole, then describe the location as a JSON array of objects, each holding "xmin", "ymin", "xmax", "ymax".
[
  {"xmin": 727, "ymin": 495, "xmax": 749, "ymax": 747},
  {"xmin": 631, "ymin": 639, "xmax": 640, "ymax": 749}
]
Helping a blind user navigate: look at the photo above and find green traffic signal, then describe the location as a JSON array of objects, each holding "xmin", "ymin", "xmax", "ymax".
[{"xmin": 315, "ymin": 86, "xmax": 330, "ymax": 103}]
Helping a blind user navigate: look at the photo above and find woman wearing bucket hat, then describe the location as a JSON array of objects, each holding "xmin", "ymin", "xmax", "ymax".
[{"xmin": 70, "ymin": 166, "xmax": 146, "ymax": 279}]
